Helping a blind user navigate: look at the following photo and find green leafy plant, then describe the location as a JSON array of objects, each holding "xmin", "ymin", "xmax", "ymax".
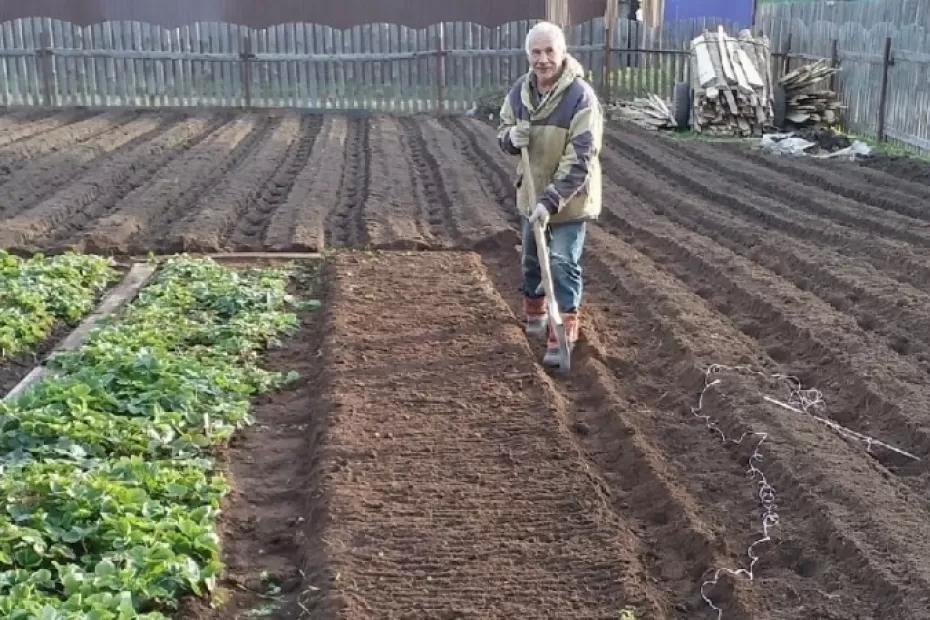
[
  {"xmin": 0, "ymin": 251, "xmax": 117, "ymax": 359},
  {"xmin": 0, "ymin": 256, "xmax": 301, "ymax": 617}
]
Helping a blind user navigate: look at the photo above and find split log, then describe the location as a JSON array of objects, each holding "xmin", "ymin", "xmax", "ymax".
[
  {"xmin": 688, "ymin": 28, "xmax": 773, "ymax": 137},
  {"xmin": 778, "ymin": 60, "xmax": 843, "ymax": 127},
  {"xmin": 607, "ymin": 94, "xmax": 677, "ymax": 130}
]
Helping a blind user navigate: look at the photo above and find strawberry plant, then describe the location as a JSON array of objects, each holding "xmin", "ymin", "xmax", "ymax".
[
  {"xmin": 0, "ymin": 251, "xmax": 117, "ymax": 359},
  {"xmin": 0, "ymin": 256, "xmax": 301, "ymax": 618}
]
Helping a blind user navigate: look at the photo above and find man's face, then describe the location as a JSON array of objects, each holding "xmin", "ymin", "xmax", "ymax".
[{"xmin": 528, "ymin": 34, "xmax": 564, "ymax": 84}]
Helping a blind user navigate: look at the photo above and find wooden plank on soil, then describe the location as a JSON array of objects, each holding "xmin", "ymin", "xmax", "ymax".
[{"xmin": 130, "ymin": 252, "xmax": 323, "ymax": 262}]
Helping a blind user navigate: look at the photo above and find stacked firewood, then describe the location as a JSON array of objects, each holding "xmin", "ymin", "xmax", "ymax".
[
  {"xmin": 607, "ymin": 95, "xmax": 676, "ymax": 130},
  {"xmin": 689, "ymin": 26, "xmax": 774, "ymax": 137},
  {"xmin": 779, "ymin": 60, "xmax": 843, "ymax": 127}
]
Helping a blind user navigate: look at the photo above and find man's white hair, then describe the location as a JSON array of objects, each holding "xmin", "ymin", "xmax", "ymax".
[{"xmin": 525, "ymin": 21, "xmax": 567, "ymax": 56}]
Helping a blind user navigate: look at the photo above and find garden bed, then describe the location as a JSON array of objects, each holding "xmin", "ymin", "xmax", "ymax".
[{"xmin": 0, "ymin": 255, "xmax": 310, "ymax": 619}]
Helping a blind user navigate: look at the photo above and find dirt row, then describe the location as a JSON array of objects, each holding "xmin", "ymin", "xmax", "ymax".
[
  {"xmin": 307, "ymin": 253, "xmax": 641, "ymax": 615},
  {"xmin": 0, "ymin": 110, "xmax": 521, "ymax": 255},
  {"xmin": 598, "ymin": 131, "xmax": 930, "ymax": 464},
  {"xmin": 0, "ymin": 112, "xmax": 168, "ymax": 220},
  {"xmin": 0, "ymin": 109, "xmax": 87, "ymax": 150}
]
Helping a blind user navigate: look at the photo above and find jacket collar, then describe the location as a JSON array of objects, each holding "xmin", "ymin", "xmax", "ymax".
[{"xmin": 521, "ymin": 54, "xmax": 585, "ymax": 120}]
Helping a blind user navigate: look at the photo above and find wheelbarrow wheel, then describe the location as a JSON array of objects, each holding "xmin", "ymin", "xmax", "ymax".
[{"xmin": 673, "ymin": 81, "xmax": 691, "ymax": 130}]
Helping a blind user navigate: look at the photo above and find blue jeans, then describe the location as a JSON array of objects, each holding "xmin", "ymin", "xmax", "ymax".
[{"xmin": 521, "ymin": 217, "xmax": 586, "ymax": 313}]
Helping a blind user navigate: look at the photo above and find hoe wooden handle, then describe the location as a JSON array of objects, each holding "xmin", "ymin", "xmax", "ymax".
[{"xmin": 520, "ymin": 147, "xmax": 563, "ymax": 330}]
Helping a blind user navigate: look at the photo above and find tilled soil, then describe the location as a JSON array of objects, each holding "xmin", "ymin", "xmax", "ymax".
[
  {"xmin": 5, "ymin": 109, "xmax": 930, "ymax": 618},
  {"xmin": 858, "ymin": 153, "xmax": 930, "ymax": 187},
  {"xmin": 306, "ymin": 253, "xmax": 645, "ymax": 616}
]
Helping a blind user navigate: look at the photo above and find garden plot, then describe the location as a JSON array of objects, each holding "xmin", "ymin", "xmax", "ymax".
[
  {"xmin": 1, "ymin": 108, "xmax": 929, "ymax": 618},
  {"xmin": 0, "ymin": 255, "xmax": 307, "ymax": 619}
]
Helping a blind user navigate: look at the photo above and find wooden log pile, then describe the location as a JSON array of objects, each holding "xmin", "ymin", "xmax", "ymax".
[
  {"xmin": 779, "ymin": 60, "xmax": 843, "ymax": 127},
  {"xmin": 607, "ymin": 95, "xmax": 676, "ymax": 130},
  {"xmin": 689, "ymin": 26, "xmax": 774, "ymax": 137}
]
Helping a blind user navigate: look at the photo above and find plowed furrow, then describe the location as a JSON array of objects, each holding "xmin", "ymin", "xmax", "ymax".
[
  {"xmin": 853, "ymin": 160, "xmax": 930, "ymax": 198},
  {"xmin": 0, "ymin": 111, "xmax": 132, "ymax": 170},
  {"xmin": 581, "ymin": 227, "xmax": 930, "ymax": 619},
  {"xmin": 398, "ymin": 116, "xmax": 458, "ymax": 247},
  {"xmin": 229, "ymin": 115, "xmax": 323, "ymax": 251},
  {"xmin": 266, "ymin": 115, "xmax": 348, "ymax": 252},
  {"xmin": 480, "ymin": 251, "xmax": 763, "ymax": 618},
  {"xmin": 0, "ymin": 115, "xmax": 217, "ymax": 252},
  {"xmin": 610, "ymin": 127, "xmax": 930, "ymax": 248},
  {"xmin": 442, "ymin": 117, "xmax": 519, "ymax": 227},
  {"xmin": 595, "ymin": 193, "xmax": 930, "ymax": 469},
  {"xmin": 600, "ymin": 148, "xmax": 930, "ymax": 368},
  {"xmin": 323, "ymin": 117, "xmax": 370, "ymax": 249},
  {"xmin": 360, "ymin": 116, "xmax": 430, "ymax": 249},
  {"xmin": 166, "ymin": 114, "xmax": 301, "ymax": 252},
  {"xmin": 603, "ymin": 129, "xmax": 930, "ymax": 289},
  {"xmin": 25, "ymin": 116, "xmax": 225, "ymax": 249},
  {"xmin": 79, "ymin": 115, "xmax": 262, "ymax": 254},
  {"xmin": 0, "ymin": 114, "xmax": 171, "ymax": 220},
  {"xmin": 638, "ymin": 129, "xmax": 930, "ymax": 242},
  {"xmin": 314, "ymin": 252, "xmax": 648, "ymax": 617},
  {"xmin": 0, "ymin": 110, "xmax": 87, "ymax": 149},
  {"xmin": 415, "ymin": 117, "xmax": 516, "ymax": 249},
  {"xmin": 720, "ymin": 143, "xmax": 930, "ymax": 221},
  {"xmin": 0, "ymin": 110, "xmax": 53, "ymax": 136}
]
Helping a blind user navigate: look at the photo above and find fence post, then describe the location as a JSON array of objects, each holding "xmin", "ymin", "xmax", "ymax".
[
  {"xmin": 829, "ymin": 38, "xmax": 839, "ymax": 93},
  {"xmin": 782, "ymin": 33, "xmax": 792, "ymax": 79},
  {"xmin": 877, "ymin": 36, "xmax": 893, "ymax": 142},
  {"xmin": 37, "ymin": 30, "xmax": 55, "ymax": 107},
  {"xmin": 603, "ymin": 20, "xmax": 613, "ymax": 101},
  {"xmin": 240, "ymin": 35, "xmax": 254, "ymax": 109},
  {"xmin": 435, "ymin": 24, "xmax": 446, "ymax": 113}
]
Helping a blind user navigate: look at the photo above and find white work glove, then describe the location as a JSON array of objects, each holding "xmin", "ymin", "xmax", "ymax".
[
  {"xmin": 528, "ymin": 202, "xmax": 550, "ymax": 227},
  {"xmin": 509, "ymin": 121, "xmax": 530, "ymax": 149}
]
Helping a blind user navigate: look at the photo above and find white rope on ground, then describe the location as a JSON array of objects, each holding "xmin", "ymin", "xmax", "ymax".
[
  {"xmin": 762, "ymin": 396, "xmax": 920, "ymax": 461},
  {"xmin": 691, "ymin": 363, "xmax": 920, "ymax": 620},
  {"xmin": 691, "ymin": 364, "xmax": 779, "ymax": 620}
]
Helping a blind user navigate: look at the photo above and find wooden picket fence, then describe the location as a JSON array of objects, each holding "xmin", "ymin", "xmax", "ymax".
[{"xmin": 0, "ymin": 16, "xmax": 746, "ymax": 111}]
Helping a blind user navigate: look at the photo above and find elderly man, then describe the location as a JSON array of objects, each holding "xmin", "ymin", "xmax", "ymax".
[{"xmin": 497, "ymin": 21, "xmax": 603, "ymax": 367}]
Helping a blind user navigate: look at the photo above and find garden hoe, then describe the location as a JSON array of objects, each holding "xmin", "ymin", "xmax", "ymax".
[{"xmin": 521, "ymin": 146, "xmax": 571, "ymax": 374}]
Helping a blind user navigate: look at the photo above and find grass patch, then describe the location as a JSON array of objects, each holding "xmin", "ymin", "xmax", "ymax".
[{"xmin": 852, "ymin": 134, "xmax": 930, "ymax": 162}]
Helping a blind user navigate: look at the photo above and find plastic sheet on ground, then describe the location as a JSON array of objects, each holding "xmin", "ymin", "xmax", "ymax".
[{"xmin": 760, "ymin": 132, "xmax": 872, "ymax": 160}]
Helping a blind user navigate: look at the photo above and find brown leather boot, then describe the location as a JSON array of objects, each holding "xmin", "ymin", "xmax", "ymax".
[
  {"xmin": 523, "ymin": 295, "xmax": 547, "ymax": 338},
  {"xmin": 543, "ymin": 311, "xmax": 579, "ymax": 367}
]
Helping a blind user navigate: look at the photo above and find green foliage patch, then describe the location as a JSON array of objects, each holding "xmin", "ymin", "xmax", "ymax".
[
  {"xmin": 0, "ymin": 256, "xmax": 301, "ymax": 618},
  {"xmin": 0, "ymin": 251, "xmax": 117, "ymax": 360}
]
